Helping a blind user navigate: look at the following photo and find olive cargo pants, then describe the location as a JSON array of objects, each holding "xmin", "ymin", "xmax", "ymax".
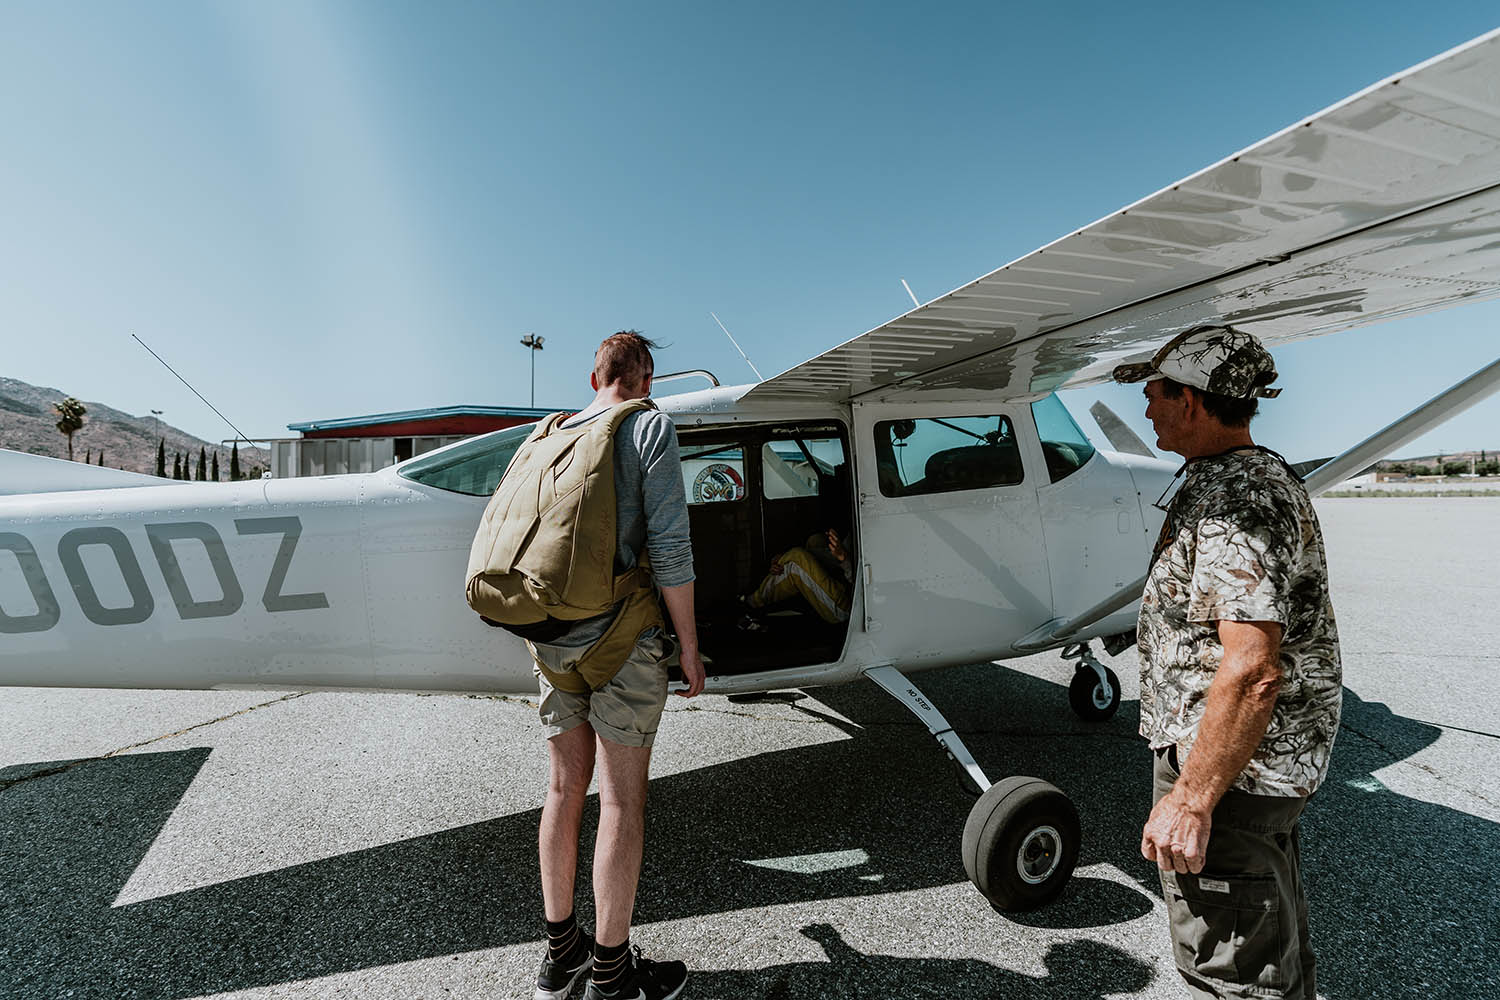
[{"xmin": 1153, "ymin": 750, "xmax": 1316, "ymax": 999}]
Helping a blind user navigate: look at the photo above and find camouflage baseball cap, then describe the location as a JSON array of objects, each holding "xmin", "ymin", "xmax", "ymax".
[{"xmin": 1112, "ymin": 325, "xmax": 1281, "ymax": 399}]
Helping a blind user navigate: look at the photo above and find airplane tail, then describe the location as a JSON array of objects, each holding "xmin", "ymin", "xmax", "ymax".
[
  {"xmin": 1088, "ymin": 402, "xmax": 1155, "ymax": 459},
  {"xmin": 0, "ymin": 448, "xmax": 172, "ymax": 497}
]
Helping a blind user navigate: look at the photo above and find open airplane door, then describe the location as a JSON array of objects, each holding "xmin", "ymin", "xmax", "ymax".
[{"xmin": 850, "ymin": 398, "xmax": 1054, "ymax": 670}]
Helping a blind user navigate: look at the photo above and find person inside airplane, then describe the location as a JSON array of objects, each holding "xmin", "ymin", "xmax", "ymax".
[{"xmin": 738, "ymin": 524, "xmax": 855, "ymax": 630}]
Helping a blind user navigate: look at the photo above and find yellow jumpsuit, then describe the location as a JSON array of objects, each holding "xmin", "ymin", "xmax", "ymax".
[{"xmin": 746, "ymin": 534, "xmax": 852, "ymax": 624}]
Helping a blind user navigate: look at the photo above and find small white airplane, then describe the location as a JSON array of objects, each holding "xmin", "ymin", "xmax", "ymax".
[{"xmin": 6, "ymin": 29, "xmax": 1500, "ymax": 913}]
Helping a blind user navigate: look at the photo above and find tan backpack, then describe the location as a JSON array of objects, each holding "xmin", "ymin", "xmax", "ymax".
[{"xmin": 465, "ymin": 399, "xmax": 659, "ymax": 664}]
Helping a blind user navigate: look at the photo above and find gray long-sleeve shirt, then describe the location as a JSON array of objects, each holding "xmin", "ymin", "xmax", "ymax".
[{"xmin": 544, "ymin": 404, "xmax": 694, "ymax": 647}]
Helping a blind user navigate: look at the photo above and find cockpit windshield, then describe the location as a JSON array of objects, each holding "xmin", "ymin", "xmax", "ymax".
[{"xmin": 397, "ymin": 423, "xmax": 535, "ymax": 496}]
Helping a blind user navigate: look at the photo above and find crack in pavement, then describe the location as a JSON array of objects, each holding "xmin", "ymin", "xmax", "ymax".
[
  {"xmin": 1346, "ymin": 650, "xmax": 1500, "ymax": 661},
  {"xmin": 0, "ymin": 691, "xmax": 311, "ymax": 792},
  {"xmin": 671, "ymin": 703, "xmax": 843, "ymax": 724},
  {"xmin": 1339, "ymin": 719, "xmax": 1498, "ymax": 812}
]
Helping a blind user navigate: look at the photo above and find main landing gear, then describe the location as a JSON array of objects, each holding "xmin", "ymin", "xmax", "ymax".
[{"xmin": 863, "ymin": 665, "xmax": 1079, "ymax": 912}]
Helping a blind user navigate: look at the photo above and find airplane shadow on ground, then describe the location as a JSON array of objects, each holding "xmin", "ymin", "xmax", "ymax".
[
  {"xmin": 828, "ymin": 666, "xmax": 1500, "ymax": 1000},
  {"xmin": 689, "ymin": 924, "xmax": 1152, "ymax": 1000},
  {"xmin": 0, "ymin": 664, "xmax": 1495, "ymax": 999}
]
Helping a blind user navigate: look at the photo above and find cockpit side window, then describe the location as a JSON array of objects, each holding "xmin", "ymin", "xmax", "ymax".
[
  {"xmin": 874, "ymin": 415, "xmax": 1024, "ymax": 497},
  {"xmin": 398, "ymin": 423, "xmax": 536, "ymax": 496},
  {"xmin": 1030, "ymin": 394, "xmax": 1096, "ymax": 483}
]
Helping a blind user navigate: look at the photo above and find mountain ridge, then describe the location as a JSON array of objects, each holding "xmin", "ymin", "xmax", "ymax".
[{"xmin": 0, "ymin": 376, "xmax": 269, "ymax": 478}]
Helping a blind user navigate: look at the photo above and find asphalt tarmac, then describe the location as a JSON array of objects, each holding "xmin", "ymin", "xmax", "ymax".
[{"xmin": 3, "ymin": 498, "xmax": 1497, "ymax": 1000}]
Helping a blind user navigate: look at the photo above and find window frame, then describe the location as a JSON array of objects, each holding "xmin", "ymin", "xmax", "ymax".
[{"xmin": 872, "ymin": 412, "xmax": 1027, "ymax": 499}]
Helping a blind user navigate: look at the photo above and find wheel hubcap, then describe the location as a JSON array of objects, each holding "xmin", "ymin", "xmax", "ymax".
[
  {"xmin": 1017, "ymin": 824, "xmax": 1063, "ymax": 884},
  {"xmin": 1092, "ymin": 683, "xmax": 1113, "ymax": 710}
]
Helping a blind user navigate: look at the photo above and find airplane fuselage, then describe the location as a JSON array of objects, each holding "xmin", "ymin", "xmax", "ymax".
[{"xmin": 0, "ymin": 388, "xmax": 1174, "ymax": 694}]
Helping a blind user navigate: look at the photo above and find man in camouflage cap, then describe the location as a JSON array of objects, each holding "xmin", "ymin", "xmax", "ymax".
[{"xmin": 1115, "ymin": 325, "xmax": 1341, "ymax": 1000}]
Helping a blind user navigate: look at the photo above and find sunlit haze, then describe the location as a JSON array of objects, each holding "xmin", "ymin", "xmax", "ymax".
[{"xmin": 4, "ymin": 2, "xmax": 1497, "ymax": 462}]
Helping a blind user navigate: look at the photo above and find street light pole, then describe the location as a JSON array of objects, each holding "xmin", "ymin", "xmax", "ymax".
[
  {"xmin": 519, "ymin": 333, "xmax": 545, "ymax": 407},
  {"xmin": 151, "ymin": 409, "xmax": 163, "ymax": 442}
]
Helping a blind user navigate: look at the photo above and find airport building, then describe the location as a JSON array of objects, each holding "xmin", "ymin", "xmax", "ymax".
[{"xmin": 267, "ymin": 405, "xmax": 555, "ymax": 478}]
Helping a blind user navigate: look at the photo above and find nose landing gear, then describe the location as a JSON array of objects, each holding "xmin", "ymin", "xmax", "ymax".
[{"xmin": 1063, "ymin": 641, "xmax": 1121, "ymax": 721}]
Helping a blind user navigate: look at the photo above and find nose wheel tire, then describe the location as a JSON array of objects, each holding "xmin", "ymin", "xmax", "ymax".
[
  {"xmin": 962, "ymin": 776, "xmax": 1080, "ymax": 912},
  {"xmin": 1068, "ymin": 664, "xmax": 1121, "ymax": 721}
]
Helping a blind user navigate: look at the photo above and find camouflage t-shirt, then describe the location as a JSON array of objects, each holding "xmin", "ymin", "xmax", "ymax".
[{"xmin": 1138, "ymin": 447, "xmax": 1342, "ymax": 796}]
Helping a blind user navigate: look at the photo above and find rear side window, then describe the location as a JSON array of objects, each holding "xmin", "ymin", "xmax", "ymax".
[
  {"xmin": 873, "ymin": 415, "xmax": 1024, "ymax": 497},
  {"xmin": 1031, "ymin": 394, "xmax": 1096, "ymax": 483},
  {"xmin": 681, "ymin": 445, "xmax": 746, "ymax": 504},
  {"xmin": 762, "ymin": 437, "xmax": 845, "ymax": 499}
]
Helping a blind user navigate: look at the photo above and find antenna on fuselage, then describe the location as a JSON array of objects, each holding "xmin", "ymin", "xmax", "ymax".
[
  {"xmin": 710, "ymin": 312, "xmax": 765, "ymax": 382},
  {"xmin": 131, "ymin": 333, "xmax": 254, "ymax": 448},
  {"xmin": 901, "ymin": 279, "xmax": 921, "ymax": 308}
]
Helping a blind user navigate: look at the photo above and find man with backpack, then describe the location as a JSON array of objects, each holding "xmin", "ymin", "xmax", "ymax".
[{"xmin": 466, "ymin": 331, "xmax": 704, "ymax": 1000}]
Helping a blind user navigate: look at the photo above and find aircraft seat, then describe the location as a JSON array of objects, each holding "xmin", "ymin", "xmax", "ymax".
[{"xmin": 924, "ymin": 445, "xmax": 1024, "ymax": 492}]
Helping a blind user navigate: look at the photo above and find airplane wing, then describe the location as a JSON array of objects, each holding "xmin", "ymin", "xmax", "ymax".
[
  {"xmin": 747, "ymin": 28, "xmax": 1500, "ymax": 403},
  {"xmin": 0, "ymin": 448, "xmax": 171, "ymax": 496}
]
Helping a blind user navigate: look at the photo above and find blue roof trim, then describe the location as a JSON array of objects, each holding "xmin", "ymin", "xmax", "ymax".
[{"xmin": 288, "ymin": 404, "xmax": 558, "ymax": 432}]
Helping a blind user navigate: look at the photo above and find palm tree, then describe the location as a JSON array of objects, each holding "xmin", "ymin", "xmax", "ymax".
[{"xmin": 53, "ymin": 397, "xmax": 86, "ymax": 461}]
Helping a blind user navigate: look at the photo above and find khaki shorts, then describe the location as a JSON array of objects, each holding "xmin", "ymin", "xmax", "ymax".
[
  {"xmin": 531, "ymin": 628, "xmax": 669, "ymax": 747},
  {"xmin": 1153, "ymin": 749, "xmax": 1316, "ymax": 1000}
]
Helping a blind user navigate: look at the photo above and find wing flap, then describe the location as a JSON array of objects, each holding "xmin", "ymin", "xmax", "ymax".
[{"xmin": 748, "ymin": 28, "xmax": 1500, "ymax": 403}]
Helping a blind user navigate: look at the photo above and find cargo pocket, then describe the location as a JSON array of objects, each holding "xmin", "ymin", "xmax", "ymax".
[{"xmin": 1161, "ymin": 870, "xmax": 1288, "ymax": 997}]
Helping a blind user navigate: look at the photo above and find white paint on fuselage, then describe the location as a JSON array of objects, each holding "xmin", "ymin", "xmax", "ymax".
[{"xmin": 0, "ymin": 386, "xmax": 1159, "ymax": 694}]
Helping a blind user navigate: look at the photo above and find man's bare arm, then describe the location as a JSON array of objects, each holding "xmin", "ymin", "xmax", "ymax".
[
  {"xmin": 660, "ymin": 581, "xmax": 704, "ymax": 697},
  {"xmin": 1140, "ymin": 619, "xmax": 1282, "ymax": 873}
]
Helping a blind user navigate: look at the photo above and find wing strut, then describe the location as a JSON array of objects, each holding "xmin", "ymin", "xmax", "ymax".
[{"xmin": 1013, "ymin": 354, "xmax": 1500, "ymax": 653}]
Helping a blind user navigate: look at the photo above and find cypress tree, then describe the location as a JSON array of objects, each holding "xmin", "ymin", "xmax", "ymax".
[
  {"xmin": 230, "ymin": 441, "xmax": 241, "ymax": 481},
  {"xmin": 97, "ymin": 449, "xmax": 104, "ymax": 466},
  {"xmin": 85, "ymin": 448, "xmax": 92, "ymax": 464},
  {"xmin": 172, "ymin": 453, "xmax": 182, "ymax": 480},
  {"xmin": 211, "ymin": 451, "xmax": 220, "ymax": 482},
  {"xmin": 156, "ymin": 439, "xmax": 167, "ymax": 478},
  {"xmin": 197, "ymin": 447, "xmax": 207, "ymax": 481}
]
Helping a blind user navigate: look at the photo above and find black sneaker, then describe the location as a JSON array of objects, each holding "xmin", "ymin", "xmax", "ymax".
[
  {"xmin": 536, "ymin": 929, "xmax": 594, "ymax": 1000},
  {"xmin": 582, "ymin": 945, "xmax": 687, "ymax": 1000}
]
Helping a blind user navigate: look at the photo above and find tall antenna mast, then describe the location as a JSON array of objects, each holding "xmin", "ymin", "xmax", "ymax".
[
  {"xmin": 710, "ymin": 312, "xmax": 764, "ymax": 381},
  {"xmin": 132, "ymin": 333, "xmax": 253, "ymax": 447}
]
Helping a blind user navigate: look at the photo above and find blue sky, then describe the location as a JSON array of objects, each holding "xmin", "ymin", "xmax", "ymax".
[{"xmin": 3, "ymin": 2, "xmax": 1498, "ymax": 462}]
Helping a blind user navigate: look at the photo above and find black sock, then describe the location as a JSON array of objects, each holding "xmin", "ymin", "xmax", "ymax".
[
  {"xmin": 546, "ymin": 913, "xmax": 579, "ymax": 962},
  {"xmin": 591, "ymin": 938, "xmax": 631, "ymax": 988}
]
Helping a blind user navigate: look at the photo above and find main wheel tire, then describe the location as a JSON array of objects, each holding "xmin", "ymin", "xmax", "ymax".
[
  {"xmin": 1068, "ymin": 665, "xmax": 1121, "ymax": 721},
  {"xmin": 962, "ymin": 776, "xmax": 1080, "ymax": 912}
]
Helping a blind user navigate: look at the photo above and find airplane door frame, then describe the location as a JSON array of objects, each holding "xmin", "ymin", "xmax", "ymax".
[{"xmin": 850, "ymin": 398, "xmax": 1053, "ymax": 671}]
